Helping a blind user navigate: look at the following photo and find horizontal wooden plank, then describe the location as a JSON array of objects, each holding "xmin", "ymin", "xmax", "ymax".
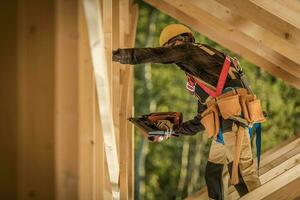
[
  {"xmin": 260, "ymin": 152, "xmax": 300, "ymax": 184},
  {"xmin": 263, "ymin": 178, "xmax": 300, "ymax": 200},
  {"xmin": 259, "ymin": 135, "xmax": 300, "ymax": 162},
  {"xmin": 240, "ymin": 165, "xmax": 300, "ymax": 200},
  {"xmin": 260, "ymin": 137, "xmax": 300, "ymax": 168}
]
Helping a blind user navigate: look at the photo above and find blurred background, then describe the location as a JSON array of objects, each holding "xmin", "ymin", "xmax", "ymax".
[{"xmin": 133, "ymin": 1, "xmax": 300, "ymax": 200}]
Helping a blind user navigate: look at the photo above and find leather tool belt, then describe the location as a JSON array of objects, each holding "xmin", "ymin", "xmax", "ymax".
[{"xmin": 200, "ymin": 88, "xmax": 266, "ymax": 139}]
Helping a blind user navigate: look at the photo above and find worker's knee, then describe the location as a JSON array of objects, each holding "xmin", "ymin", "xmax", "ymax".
[
  {"xmin": 205, "ymin": 161, "xmax": 224, "ymax": 200},
  {"xmin": 239, "ymin": 159, "xmax": 261, "ymax": 191}
]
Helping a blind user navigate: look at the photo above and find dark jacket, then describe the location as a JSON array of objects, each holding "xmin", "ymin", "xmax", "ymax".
[{"xmin": 112, "ymin": 42, "xmax": 242, "ymax": 135}]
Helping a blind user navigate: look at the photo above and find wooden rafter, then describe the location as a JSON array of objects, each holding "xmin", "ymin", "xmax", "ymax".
[
  {"xmin": 144, "ymin": 0, "xmax": 300, "ymax": 88},
  {"xmin": 193, "ymin": 0, "xmax": 300, "ymax": 75},
  {"xmin": 215, "ymin": 0, "xmax": 300, "ymax": 47}
]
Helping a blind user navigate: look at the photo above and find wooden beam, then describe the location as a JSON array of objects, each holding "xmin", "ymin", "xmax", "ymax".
[
  {"xmin": 260, "ymin": 145, "xmax": 300, "ymax": 175},
  {"xmin": 119, "ymin": 68, "xmax": 131, "ymax": 200},
  {"xmin": 79, "ymin": 2, "xmax": 95, "ymax": 199},
  {"xmin": 260, "ymin": 137, "xmax": 300, "ymax": 169},
  {"xmin": 119, "ymin": 0, "xmax": 130, "ymax": 45},
  {"xmin": 95, "ymin": 99, "xmax": 107, "ymax": 200},
  {"xmin": 0, "ymin": 1, "xmax": 18, "ymax": 198},
  {"xmin": 194, "ymin": 0, "xmax": 300, "ymax": 76},
  {"xmin": 126, "ymin": 5, "xmax": 138, "ymax": 200},
  {"xmin": 112, "ymin": 0, "xmax": 121, "ymax": 158},
  {"xmin": 214, "ymin": 0, "xmax": 300, "ymax": 47},
  {"xmin": 260, "ymin": 152, "xmax": 300, "ymax": 185},
  {"xmin": 144, "ymin": 0, "xmax": 300, "ymax": 89},
  {"xmin": 17, "ymin": 0, "xmax": 55, "ymax": 199},
  {"xmin": 82, "ymin": 0, "xmax": 120, "ymax": 199},
  {"xmin": 263, "ymin": 178, "xmax": 300, "ymax": 200},
  {"xmin": 126, "ymin": 70, "xmax": 135, "ymax": 200},
  {"xmin": 259, "ymin": 135, "xmax": 300, "ymax": 163},
  {"xmin": 119, "ymin": 2, "xmax": 138, "ymax": 199},
  {"xmin": 240, "ymin": 165, "xmax": 300, "ymax": 200},
  {"xmin": 102, "ymin": 0, "xmax": 113, "ymax": 92},
  {"xmin": 275, "ymin": 0, "xmax": 300, "ymax": 16},
  {"xmin": 55, "ymin": 0, "xmax": 79, "ymax": 199}
]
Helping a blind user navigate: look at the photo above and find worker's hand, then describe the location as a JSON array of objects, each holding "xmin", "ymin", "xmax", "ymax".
[
  {"xmin": 156, "ymin": 120, "xmax": 173, "ymax": 131},
  {"xmin": 112, "ymin": 49, "xmax": 120, "ymax": 62}
]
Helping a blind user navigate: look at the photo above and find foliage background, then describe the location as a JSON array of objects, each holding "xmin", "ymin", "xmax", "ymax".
[{"xmin": 133, "ymin": 1, "xmax": 300, "ymax": 200}]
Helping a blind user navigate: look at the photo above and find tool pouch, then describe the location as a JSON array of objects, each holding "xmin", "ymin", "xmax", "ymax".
[
  {"xmin": 217, "ymin": 94, "xmax": 241, "ymax": 120},
  {"xmin": 200, "ymin": 103, "xmax": 220, "ymax": 138},
  {"xmin": 240, "ymin": 94, "xmax": 266, "ymax": 123},
  {"xmin": 248, "ymin": 99, "xmax": 266, "ymax": 123}
]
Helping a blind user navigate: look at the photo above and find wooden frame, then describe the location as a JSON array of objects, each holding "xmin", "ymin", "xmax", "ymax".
[
  {"xmin": 55, "ymin": 0, "xmax": 80, "ymax": 199},
  {"xmin": 82, "ymin": 0, "xmax": 138, "ymax": 199}
]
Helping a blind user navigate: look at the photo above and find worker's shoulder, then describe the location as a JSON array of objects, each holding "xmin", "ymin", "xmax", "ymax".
[
  {"xmin": 192, "ymin": 43, "xmax": 217, "ymax": 56},
  {"xmin": 175, "ymin": 42, "xmax": 218, "ymax": 56},
  {"xmin": 170, "ymin": 43, "xmax": 224, "ymax": 57}
]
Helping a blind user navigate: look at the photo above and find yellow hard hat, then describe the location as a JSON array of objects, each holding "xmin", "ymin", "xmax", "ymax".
[{"xmin": 159, "ymin": 24, "xmax": 193, "ymax": 46}]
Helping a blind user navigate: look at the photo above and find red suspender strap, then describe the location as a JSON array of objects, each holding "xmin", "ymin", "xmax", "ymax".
[
  {"xmin": 190, "ymin": 56, "xmax": 231, "ymax": 98},
  {"xmin": 215, "ymin": 56, "xmax": 231, "ymax": 95},
  {"xmin": 195, "ymin": 80, "xmax": 217, "ymax": 97}
]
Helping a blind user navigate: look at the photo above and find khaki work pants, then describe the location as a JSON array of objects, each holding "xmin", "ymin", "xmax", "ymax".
[{"xmin": 207, "ymin": 124, "xmax": 261, "ymax": 199}]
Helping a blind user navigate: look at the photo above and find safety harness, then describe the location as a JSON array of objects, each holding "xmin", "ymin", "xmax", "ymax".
[
  {"xmin": 185, "ymin": 54, "xmax": 263, "ymax": 185},
  {"xmin": 187, "ymin": 56, "xmax": 231, "ymax": 98}
]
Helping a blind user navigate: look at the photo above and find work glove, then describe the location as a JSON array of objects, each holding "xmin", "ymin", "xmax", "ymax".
[
  {"xmin": 156, "ymin": 120, "xmax": 173, "ymax": 131},
  {"xmin": 148, "ymin": 120, "xmax": 176, "ymax": 143},
  {"xmin": 112, "ymin": 49, "xmax": 132, "ymax": 64},
  {"xmin": 112, "ymin": 49, "xmax": 122, "ymax": 62}
]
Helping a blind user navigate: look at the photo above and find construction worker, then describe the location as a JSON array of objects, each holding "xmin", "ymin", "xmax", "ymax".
[{"xmin": 112, "ymin": 24, "xmax": 263, "ymax": 199}]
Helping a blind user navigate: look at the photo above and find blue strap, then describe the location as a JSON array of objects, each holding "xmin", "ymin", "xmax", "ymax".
[
  {"xmin": 216, "ymin": 128, "xmax": 224, "ymax": 144},
  {"xmin": 248, "ymin": 126, "xmax": 253, "ymax": 140},
  {"xmin": 254, "ymin": 123, "xmax": 262, "ymax": 170}
]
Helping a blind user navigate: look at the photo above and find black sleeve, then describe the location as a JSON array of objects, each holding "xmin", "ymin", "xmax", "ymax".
[
  {"xmin": 174, "ymin": 101, "xmax": 206, "ymax": 136},
  {"xmin": 174, "ymin": 115, "xmax": 205, "ymax": 136},
  {"xmin": 112, "ymin": 44, "xmax": 192, "ymax": 64}
]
